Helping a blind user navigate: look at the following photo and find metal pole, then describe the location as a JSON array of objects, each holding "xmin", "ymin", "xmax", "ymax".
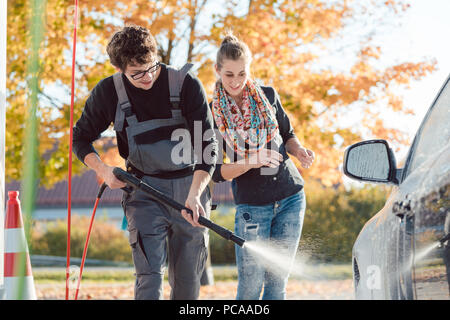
[{"xmin": 0, "ymin": 0, "xmax": 8, "ymax": 300}]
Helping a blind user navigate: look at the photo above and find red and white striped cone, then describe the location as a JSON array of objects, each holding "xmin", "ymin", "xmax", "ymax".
[{"xmin": 4, "ymin": 191, "xmax": 37, "ymax": 300}]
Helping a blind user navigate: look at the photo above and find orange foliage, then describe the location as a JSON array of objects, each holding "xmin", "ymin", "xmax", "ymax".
[
  {"xmin": 6, "ymin": 0, "xmax": 436, "ymax": 187},
  {"xmin": 206, "ymin": 0, "xmax": 435, "ymax": 185}
]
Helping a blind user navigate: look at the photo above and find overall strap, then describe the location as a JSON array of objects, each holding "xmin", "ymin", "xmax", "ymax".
[
  {"xmin": 113, "ymin": 72, "xmax": 137, "ymax": 131},
  {"xmin": 167, "ymin": 63, "xmax": 194, "ymax": 109}
]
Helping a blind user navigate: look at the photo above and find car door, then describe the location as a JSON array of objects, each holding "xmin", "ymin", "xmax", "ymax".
[{"xmin": 395, "ymin": 74, "xmax": 450, "ymax": 300}]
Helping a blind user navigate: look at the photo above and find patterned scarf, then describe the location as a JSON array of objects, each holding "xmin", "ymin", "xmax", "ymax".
[{"xmin": 212, "ymin": 79, "xmax": 279, "ymax": 158}]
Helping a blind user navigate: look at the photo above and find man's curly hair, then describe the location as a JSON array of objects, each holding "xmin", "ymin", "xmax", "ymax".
[{"xmin": 106, "ymin": 25, "xmax": 157, "ymax": 71}]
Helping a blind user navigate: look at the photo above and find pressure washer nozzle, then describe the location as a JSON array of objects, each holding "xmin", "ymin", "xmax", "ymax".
[
  {"xmin": 230, "ymin": 234, "xmax": 246, "ymax": 247},
  {"xmin": 438, "ymin": 233, "xmax": 450, "ymax": 248}
]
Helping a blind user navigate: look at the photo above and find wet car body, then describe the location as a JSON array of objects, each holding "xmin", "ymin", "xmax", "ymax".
[{"xmin": 343, "ymin": 75, "xmax": 450, "ymax": 299}]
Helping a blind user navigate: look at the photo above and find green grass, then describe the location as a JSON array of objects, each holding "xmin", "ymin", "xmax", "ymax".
[
  {"xmin": 211, "ymin": 265, "xmax": 238, "ymax": 281},
  {"xmin": 33, "ymin": 263, "xmax": 352, "ymax": 284},
  {"xmin": 293, "ymin": 263, "xmax": 353, "ymax": 280},
  {"xmin": 33, "ymin": 268, "xmax": 136, "ymax": 284}
]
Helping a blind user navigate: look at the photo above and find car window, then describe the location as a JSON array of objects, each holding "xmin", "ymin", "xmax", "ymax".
[{"xmin": 405, "ymin": 77, "xmax": 450, "ymax": 176}]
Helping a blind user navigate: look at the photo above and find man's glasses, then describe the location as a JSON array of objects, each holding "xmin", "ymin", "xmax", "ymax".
[{"xmin": 130, "ymin": 61, "xmax": 161, "ymax": 80}]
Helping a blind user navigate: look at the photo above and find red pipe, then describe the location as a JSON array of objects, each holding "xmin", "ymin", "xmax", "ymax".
[
  {"xmin": 66, "ymin": 0, "xmax": 79, "ymax": 300},
  {"xmin": 74, "ymin": 197, "xmax": 100, "ymax": 300}
]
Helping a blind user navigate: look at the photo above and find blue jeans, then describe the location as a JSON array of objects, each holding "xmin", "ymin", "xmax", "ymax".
[{"xmin": 234, "ymin": 190, "xmax": 306, "ymax": 300}]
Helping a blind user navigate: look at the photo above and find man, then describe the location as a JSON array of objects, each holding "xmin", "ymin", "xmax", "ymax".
[{"xmin": 72, "ymin": 25, "xmax": 218, "ymax": 300}]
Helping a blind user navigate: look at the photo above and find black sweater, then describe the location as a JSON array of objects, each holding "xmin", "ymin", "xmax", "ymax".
[
  {"xmin": 72, "ymin": 64, "xmax": 218, "ymax": 177},
  {"xmin": 211, "ymin": 86, "xmax": 304, "ymax": 205}
]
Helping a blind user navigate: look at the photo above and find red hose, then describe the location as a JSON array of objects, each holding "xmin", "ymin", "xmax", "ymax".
[
  {"xmin": 74, "ymin": 183, "xmax": 107, "ymax": 300},
  {"xmin": 66, "ymin": 0, "xmax": 79, "ymax": 300},
  {"xmin": 74, "ymin": 197, "xmax": 101, "ymax": 300}
]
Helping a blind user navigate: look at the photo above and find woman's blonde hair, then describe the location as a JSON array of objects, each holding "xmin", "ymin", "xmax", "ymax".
[{"xmin": 216, "ymin": 31, "xmax": 252, "ymax": 70}]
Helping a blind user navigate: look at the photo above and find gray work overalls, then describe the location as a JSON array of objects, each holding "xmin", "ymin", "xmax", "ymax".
[{"xmin": 113, "ymin": 64, "xmax": 210, "ymax": 300}]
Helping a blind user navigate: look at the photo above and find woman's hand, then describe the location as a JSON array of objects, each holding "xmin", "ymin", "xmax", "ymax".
[
  {"xmin": 219, "ymin": 148, "xmax": 283, "ymax": 181},
  {"xmin": 295, "ymin": 147, "xmax": 315, "ymax": 169},
  {"xmin": 247, "ymin": 148, "xmax": 283, "ymax": 169}
]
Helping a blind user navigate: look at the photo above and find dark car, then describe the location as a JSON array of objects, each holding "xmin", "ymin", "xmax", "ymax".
[{"xmin": 343, "ymin": 74, "xmax": 450, "ymax": 299}]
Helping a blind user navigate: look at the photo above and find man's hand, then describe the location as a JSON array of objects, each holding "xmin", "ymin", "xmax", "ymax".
[
  {"xmin": 180, "ymin": 170, "xmax": 210, "ymax": 228},
  {"xmin": 181, "ymin": 194, "xmax": 206, "ymax": 228},
  {"xmin": 99, "ymin": 164, "xmax": 127, "ymax": 189},
  {"xmin": 84, "ymin": 153, "xmax": 126, "ymax": 189},
  {"xmin": 295, "ymin": 147, "xmax": 315, "ymax": 169}
]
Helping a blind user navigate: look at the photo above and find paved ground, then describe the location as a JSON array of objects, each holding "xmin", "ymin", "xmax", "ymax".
[{"xmin": 36, "ymin": 279, "xmax": 354, "ymax": 300}]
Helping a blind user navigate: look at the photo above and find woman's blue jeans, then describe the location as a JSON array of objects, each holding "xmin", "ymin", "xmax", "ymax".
[{"xmin": 234, "ymin": 190, "xmax": 306, "ymax": 300}]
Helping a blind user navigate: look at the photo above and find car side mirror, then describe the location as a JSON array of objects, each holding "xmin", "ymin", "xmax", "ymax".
[{"xmin": 343, "ymin": 139, "xmax": 399, "ymax": 184}]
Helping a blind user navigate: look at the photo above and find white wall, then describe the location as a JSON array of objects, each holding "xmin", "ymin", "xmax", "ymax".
[{"xmin": 0, "ymin": 0, "xmax": 7, "ymax": 299}]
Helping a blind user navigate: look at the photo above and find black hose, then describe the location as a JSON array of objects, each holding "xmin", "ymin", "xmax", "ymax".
[{"xmin": 97, "ymin": 182, "xmax": 107, "ymax": 199}]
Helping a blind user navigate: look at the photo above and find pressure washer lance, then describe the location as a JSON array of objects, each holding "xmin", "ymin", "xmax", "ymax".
[{"xmin": 112, "ymin": 167, "xmax": 246, "ymax": 248}]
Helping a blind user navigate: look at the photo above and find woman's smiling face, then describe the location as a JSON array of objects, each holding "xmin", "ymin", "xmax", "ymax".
[{"xmin": 216, "ymin": 58, "xmax": 249, "ymax": 99}]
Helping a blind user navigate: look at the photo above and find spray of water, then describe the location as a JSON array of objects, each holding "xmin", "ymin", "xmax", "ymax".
[
  {"xmin": 243, "ymin": 237, "xmax": 445, "ymax": 285},
  {"xmin": 415, "ymin": 242, "xmax": 441, "ymax": 263},
  {"xmin": 401, "ymin": 241, "xmax": 441, "ymax": 274},
  {"xmin": 242, "ymin": 240, "xmax": 321, "ymax": 280}
]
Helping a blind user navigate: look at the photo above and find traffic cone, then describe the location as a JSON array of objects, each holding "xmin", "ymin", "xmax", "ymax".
[{"xmin": 4, "ymin": 191, "xmax": 37, "ymax": 300}]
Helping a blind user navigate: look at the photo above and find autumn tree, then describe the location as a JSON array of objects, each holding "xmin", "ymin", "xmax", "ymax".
[
  {"xmin": 207, "ymin": 0, "xmax": 436, "ymax": 186},
  {"xmin": 6, "ymin": 0, "xmax": 214, "ymax": 186},
  {"xmin": 5, "ymin": 0, "xmax": 436, "ymax": 187}
]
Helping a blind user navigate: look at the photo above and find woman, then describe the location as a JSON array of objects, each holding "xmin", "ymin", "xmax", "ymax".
[{"xmin": 210, "ymin": 33, "xmax": 315, "ymax": 300}]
